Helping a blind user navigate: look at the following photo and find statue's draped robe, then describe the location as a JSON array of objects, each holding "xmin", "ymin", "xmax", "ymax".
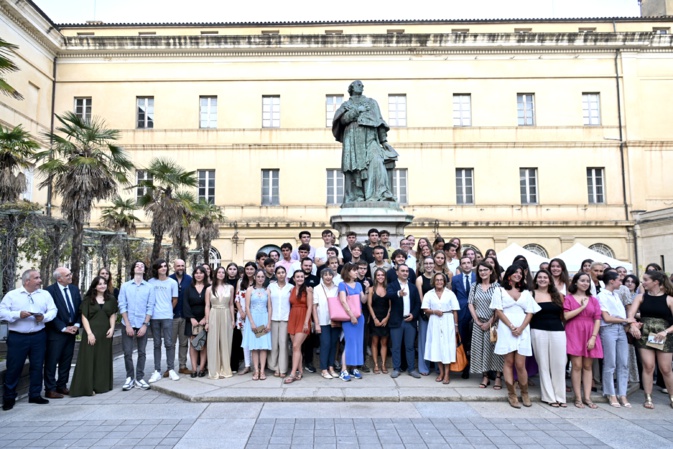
[{"xmin": 332, "ymin": 96, "xmax": 396, "ymax": 202}]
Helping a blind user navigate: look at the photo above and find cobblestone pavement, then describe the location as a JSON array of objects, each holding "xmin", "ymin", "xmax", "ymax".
[{"xmin": 1, "ymin": 349, "xmax": 672, "ymax": 448}]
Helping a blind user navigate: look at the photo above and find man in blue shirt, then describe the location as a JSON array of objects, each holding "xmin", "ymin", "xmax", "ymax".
[
  {"xmin": 169, "ymin": 259, "xmax": 192, "ymax": 375},
  {"xmin": 118, "ymin": 261, "xmax": 155, "ymax": 391},
  {"xmin": 148, "ymin": 259, "xmax": 179, "ymax": 383}
]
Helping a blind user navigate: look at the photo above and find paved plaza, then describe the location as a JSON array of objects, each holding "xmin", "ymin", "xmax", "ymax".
[{"xmin": 1, "ymin": 349, "xmax": 672, "ymax": 449}]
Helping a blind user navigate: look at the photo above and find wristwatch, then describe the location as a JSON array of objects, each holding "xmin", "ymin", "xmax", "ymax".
[{"xmin": 143, "ymin": 322, "xmax": 150, "ymax": 326}]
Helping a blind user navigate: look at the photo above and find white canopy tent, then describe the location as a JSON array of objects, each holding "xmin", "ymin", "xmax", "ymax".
[
  {"xmin": 554, "ymin": 243, "xmax": 633, "ymax": 273},
  {"xmin": 496, "ymin": 243, "xmax": 550, "ymax": 270}
]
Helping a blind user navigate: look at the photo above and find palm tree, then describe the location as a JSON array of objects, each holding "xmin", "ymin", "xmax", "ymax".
[
  {"xmin": 0, "ymin": 124, "xmax": 39, "ymax": 203},
  {"xmin": 136, "ymin": 158, "xmax": 197, "ymax": 262},
  {"xmin": 0, "ymin": 38, "xmax": 23, "ymax": 100},
  {"xmin": 170, "ymin": 191, "xmax": 199, "ymax": 262},
  {"xmin": 101, "ymin": 196, "xmax": 140, "ymax": 285},
  {"xmin": 38, "ymin": 112, "xmax": 134, "ymax": 286},
  {"xmin": 192, "ymin": 200, "xmax": 225, "ymax": 266}
]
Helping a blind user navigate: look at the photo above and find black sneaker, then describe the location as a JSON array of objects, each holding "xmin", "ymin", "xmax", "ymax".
[
  {"xmin": 304, "ymin": 365, "xmax": 316, "ymax": 374},
  {"xmin": 29, "ymin": 396, "xmax": 49, "ymax": 405},
  {"xmin": 2, "ymin": 399, "xmax": 15, "ymax": 411}
]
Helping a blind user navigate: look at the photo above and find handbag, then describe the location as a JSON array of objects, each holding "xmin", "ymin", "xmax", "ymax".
[
  {"xmin": 449, "ymin": 333, "xmax": 468, "ymax": 373},
  {"xmin": 192, "ymin": 324, "xmax": 204, "ymax": 336},
  {"xmin": 327, "ymin": 284, "xmax": 362, "ymax": 321},
  {"xmin": 489, "ymin": 324, "xmax": 498, "ymax": 344},
  {"xmin": 253, "ymin": 325, "xmax": 269, "ymax": 338}
]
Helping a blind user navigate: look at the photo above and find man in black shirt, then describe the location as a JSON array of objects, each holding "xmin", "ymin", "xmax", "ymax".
[{"xmin": 342, "ymin": 231, "xmax": 357, "ymax": 264}]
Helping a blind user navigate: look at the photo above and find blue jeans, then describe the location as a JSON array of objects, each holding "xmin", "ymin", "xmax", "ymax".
[
  {"xmin": 390, "ymin": 321, "xmax": 417, "ymax": 372},
  {"xmin": 600, "ymin": 324, "xmax": 629, "ymax": 396},
  {"xmin": 319, "ymin": 325, "xmax": 341, "ymax": 370},
  {"xmin": 418, "ymin": 318, "xmax": 430, "ymax": 374}
]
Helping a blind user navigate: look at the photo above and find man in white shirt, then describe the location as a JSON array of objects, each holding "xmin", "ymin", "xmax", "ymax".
[
  {"xmin": 445, "ymin": 243, "xmax": 460, "ymax": 275},
  {"xmin": 369, "ymin": 246, "xmax": 392, "ymax": 277},
  {"xmin": 288, "ymin": 245, "xmax": 317, "ymax": 278},
  {"xmin": 399, "ymin": 238, "xmax": 417, "ymax": 271},
  {"xmin": 315, "ymin": 229, "xmax": 343, "ymax": 267},
  {"xmin": 291, "ymin": 231, "xmax": 316, "ymax": 261},
  {"xmin": 1, "ymin": 270, "xmax": 57, "ymax": 410},
  {"xmin": 148, "ymin": 259, "xmax": 179, "ymax": 383}
]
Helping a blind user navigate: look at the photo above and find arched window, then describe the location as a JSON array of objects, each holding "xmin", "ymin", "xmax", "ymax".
[
  {"xmin": 589, "ymin": 243, "xmax": 615, "ymax": 259},
  {"xmin": 258, "ymin": 244, "xmax": 281, "ymax": 257},
  {"xmin": 523, "ymin": 243, "xmax": 549, "ymax": 258},
  {"xmin": 209, "ymin": 247, "xmax": 221, "ymax": 266},
  {"xmin": 462, "ymin": 243, "xmax": 480, "ymax": 256}
]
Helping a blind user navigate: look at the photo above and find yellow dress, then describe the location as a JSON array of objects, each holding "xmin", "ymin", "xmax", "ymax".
[{"xmin": 207, "ymin": 285, "xmax": 234, "ymax": 379}]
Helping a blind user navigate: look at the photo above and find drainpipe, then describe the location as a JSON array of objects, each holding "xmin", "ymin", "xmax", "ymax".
[
  {"xmin": 46, "ymin": 55, "xmax": 57, "ymax": 217},
  {"xmin": 612, "ymin": 22, "xmax": 628, "ymax": 221}
]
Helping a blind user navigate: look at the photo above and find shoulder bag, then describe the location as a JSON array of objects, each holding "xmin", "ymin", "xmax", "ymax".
[{"xmin": 327, "ymin": 283, "xmax": 362, "ymax": 321}]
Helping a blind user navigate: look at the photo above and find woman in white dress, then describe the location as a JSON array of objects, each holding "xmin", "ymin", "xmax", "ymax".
[
  {"xmin": 490, "ymin": 264, "xmax": 541, "ymax": 409},
  {"xmin": 422, "ymin": 272, "xmax": 460, "ymax": 384}
]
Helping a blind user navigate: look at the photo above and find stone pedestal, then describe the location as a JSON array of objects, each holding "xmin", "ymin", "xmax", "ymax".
[{"xmin": 331, "ymin": 202, "xmax": 414, "ymax": 247}]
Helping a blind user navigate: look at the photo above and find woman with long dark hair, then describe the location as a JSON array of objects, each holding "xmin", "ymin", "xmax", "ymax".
[
  {"xmin": 484, "ymin": 249, "xmax": 503, "ymax": 279},
  {"xmin": 337, "ymin": 263, "xmax": 366, "ymax": 381},
  {"xmin": 70, "ymin": 276, "xmax": 118, "ymax": 397},
  {"xmin": 224, "ymin": 263, "xmax": 243, "ymax": 374},
  {"xmin": 97, "ymin": 267, "xmax": 119, "ymax": 299},
  {"xmin": 185, "ymin": 266, "xmax": 209, "ymax": 377},
  {"xmin": 531, "ymin": 269, "xmax": 566, "ymax": 407},
  {"xmin": 205, "ymin": 266, "xmax": 235, "ymax": 379},
  {"xmin": 236, "ymin": 262, "xmax": 256, "ymax": 375},
  {"xmin": 628, "ymin": 270, "xmax": 673, "ymax": 409},
  {"xmin": 314, "ymin": 267, "xmax": 341, "ymax": 379},
  {"xmin": 564, "ymin": 272, "xmax": 603, "ymax": 409},
  {"xmin": 269, "ymin": 266, "xmax": 292, "ymax": 378},
  {"xmin": 490, "ymin": 265, "xmax": 541, "ymax": 408},
  {"xmin": 548, "ymin": 258, "xmax": 570, "ymax": 296},
  {"xmin": 369, "ymin": 267, "xmax": 391, "ymax": 374},
  {"xmin": 284, "ymin": 270, "xmax": 314, "ymax": 383}
]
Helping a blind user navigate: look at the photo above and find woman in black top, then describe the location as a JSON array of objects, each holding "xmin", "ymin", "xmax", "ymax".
[
  {"xmin": 531, "ymin": 269, "xmax": 567, "ymax": 407},
  {"xmin": 184, "ymin": 266, "xmax": 209, "ymax": 377},
  {"xmin": 367, "ymin": 268, "xmax": 391, "ymax": 374},
  {"xmin": 225, "ymin": 262, "xmax": 243, "ymax": 373},
  {"xmin": 628, "ymin": 270, "xmax": 673, "ymax": 409}
]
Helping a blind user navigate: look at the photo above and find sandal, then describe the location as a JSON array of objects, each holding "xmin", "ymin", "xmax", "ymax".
[
  {"xmin": 329, "ymin": 369, "xmax": 339, "ymax": 378},
  {"xmin": 443, "ymin": 378, "xmax": 451, "ymax": 385},
  {"xmin": 373, "ymin": 365, "xmax": 380, "ymax": 374},
  {"xmin": 479, "ymin": 376, "xmax": 490, "ymax": 389},
  {"xmin": 238, "ymin": 367, "xmax": 250, "ymax": 376},
  {"xmin": 273, "ymin": 371, "xmax": 280, "ymax": 378},
  {"xmin": 321, "ymin": 371, "xmax": 332, "ymax": 379},
  {"xmin": 280, "ymin": 373, "xmax": 287, "ymax": 378},
  {"xmin": 559, "ymin": 403, "xmax": 567, "ymax": 408},
  {"xmin": 549, "ymin": 402, "xmax": 560, "ymax": 408},
  {"xmin": 252, "ymin": 370, "xmax": 259, "ymax": 381},
  {"xmin": 381, "ymin": 366, "xmax": 388, "ymax": 374},
  {"xmin": 493, "ymin": 374, "xmax": 502, "ymax": 390},
  {"xmin": 574, "ymin": 400, "xmax": 585, "ymax": 409},
  {"xmin": 435, "ymin": 375, "xmax": 443, "ymax": 383},
  {"xmin": 283, "ymin": 376, "xmax": 296, "ymax": 384},
  {"xmin": 644, "ymin": 393, "xmax": 654, "ymax": 409},
  {"xmin": 259, "ymin": 372, "xmax": 266, "ymax": 381},
  {"xmin": 608, "ymin": 396, "xmax": 621, "ymax": 408},
  {"xmin": 296, "ymin": 372, "xmax": 303, "ymax": 381},
  {"xmin": 583, "ymin": 399, "xmax": 598, "ymax": 409}
]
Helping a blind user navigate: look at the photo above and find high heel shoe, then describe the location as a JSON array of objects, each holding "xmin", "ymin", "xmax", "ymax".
[
  {"xmin": 198, "ymin": 370, "xmax": 206, "ymax": 378},
  {"xmin": 669, "ymin": 395, "xmax": 673, "ymax": 409}
]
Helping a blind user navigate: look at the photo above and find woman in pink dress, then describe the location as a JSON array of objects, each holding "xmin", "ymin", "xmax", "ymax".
[{"xmin": 564, "ymin": 272, "xmax": 604, "ymax": 409}]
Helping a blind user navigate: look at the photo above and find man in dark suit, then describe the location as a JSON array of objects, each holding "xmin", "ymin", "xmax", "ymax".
[
  {"xmin": 451, "ymin": 256, "xmax": 477, "ymax": 379},
  {"xmin": 386, "ymin": 264, "xmax": 421, "ymax": 379},
  {"xmin": 44, "ymin": 267, "xmax": 82, "ymax": 398}
]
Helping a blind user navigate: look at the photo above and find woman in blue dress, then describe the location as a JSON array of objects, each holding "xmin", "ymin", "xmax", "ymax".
[
  {"xmin": 242, "ymin": 270, "xmax": 272, "ymax": 380},
  {"xmin": 337, "ymin": 263, "xmax": 367, "ymax": 381}
]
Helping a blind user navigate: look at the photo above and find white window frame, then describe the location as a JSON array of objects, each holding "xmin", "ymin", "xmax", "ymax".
[
  {"xmin": 74, "ymin": 97, "xmax": 92, "ymax": 121},
  {"xmin": 453, "ymin": 94, "xmax": 471, "ymax": 127},
  {"xmin": 262, "ymin": 96, "xmax": 280, "ymax": 128},
  {"xmin": 199, "ymin": 96, "xmax": 217, "ymax": 129},
  {"xmin": 136, "ymin": 170, "xmax": 153, "ymax": 202},
  {"xmin": 388, "ymin": 94, "xmax": 407, "ymax": 127},
  {"xmin": 325, "ymin": 95, "xmax": 344, "ymax": 128},
  {"xmin": 582, "ymin": 93, "xmax": 601, "ymax": 126},
  {"xmin": 326, "ymin": 169, "xmax": 344, "ymax": 205},
  {"xmin": 455, "ymin": 168, "xmax": 474, "ymax": 205},
  {"xmin": 262, "ymin": 169, "xmax": 280, "ymax": 205},
  {"xmin": 198, "ymin": 169, "xmax": 216, "ymax": 204},
  {"xmin": 519, "ymin": 168, "xmax": 538, "ymax": 204},
  {"xmin": 392, "ymin": 169, "xmax": 408, "ymax": 204},
  {"xmin": 517, "ymin": 93, "xmax": 535, "ymax": 126},
  {"xmin": 587, "ymin": 167, "xmax": 605, "ymax": 204},
  {"xmin": 136, "ymin": 96, "xmax": 154, "ymax": 129}
]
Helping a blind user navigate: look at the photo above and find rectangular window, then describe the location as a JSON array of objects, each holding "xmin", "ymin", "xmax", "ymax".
[
  {"xmin": 201, "ymin": 31, "xmax": 219, "ymax": 35},
  {"xmin": 74, "ymin": 97, "xmax": 92, "ymax": 121},
  {"xmin": 138, "ymin": 32, "xmax": 156, "ymax": 36},
  {"xmin": 579, "ymin": 27, "xmax": 596, "ymax": 33},
  {"xmin": 453, "ymin": 94, "xmax": 471, "ymax": 127},
  {"xmin": 654, "ymin": 27, "xmax": 670, "ymax": 35},
  {"xmin": 136, "ymin": 170, "xmax": 153, "ymax": 203},
  {"xmin": 455, "ymin": 168, "xmax": 474, "ymax": 205},
  {"xmin": 326, "ymin": 169, "xmax": 344, "ymax": 205},
  {"xmin": 325, "ymin": 30, "xmax": 343, "ymax": 35},
  {"xmin": 392, "ymin": 169, "xmax": 408, "ymax": 204},
  {"xmin": 582, "ymin": 93, "xmax": 601, "ymax": 126},
  {"xmin": 519, "ymin": 168, "xmax": 538, "ymax": 204},
  {"xmin": 452, "ymin": 28, "xmax": 469, "ymax": 34},
  {"xmin": 261, "ymin": 169, "xmax": 279, "ymax": 205},
  {"xmin": 517, "ymin": 93, "xmax": 535, "ymax": 126},
  {"xmin": 388, "ymin": 94, "xmax": 407, "ymax": 127},
  {"xmin": 136, "ymin": 97, "xmax": 154, "ymax": 129},
  {"xmin": 515, "ymin": 28, "xmax": 532, "ymax": 34},
  {"xmin": 587, "ymin": 167, "xmax": 605, "ymax": 204},
  {"xmin": 326, "ymin": 95, "xmax": 344, "ymax": 127},
  {"xmin": 262, "ymin": 96, "xmax": 280, "ymax": 128},
  {"xmin": 199, "ymin": 96, "xmax": 217, "ymax": 129},
  {"xmin": 198, "ymin": 170, "xmax": 216, "ymax": 204}
]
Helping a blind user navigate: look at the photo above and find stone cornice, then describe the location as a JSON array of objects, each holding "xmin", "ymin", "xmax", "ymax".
[
  {"xmin": 0, "ymin": 0, "xmax": 63, "ymax": 55},
  {"xmin": 57, "ymin": 32, "xmax": 673, "ymax": 58}
]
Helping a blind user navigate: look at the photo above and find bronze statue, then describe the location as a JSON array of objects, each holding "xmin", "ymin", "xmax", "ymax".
[{"xmin": 332, "ymin": 80, "xmax": 398, "ymax": 204}]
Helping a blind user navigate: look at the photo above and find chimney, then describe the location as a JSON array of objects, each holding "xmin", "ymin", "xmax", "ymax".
[{"xmin": 640, "ymin": 0, "xmax": 673, "ymax": 16}]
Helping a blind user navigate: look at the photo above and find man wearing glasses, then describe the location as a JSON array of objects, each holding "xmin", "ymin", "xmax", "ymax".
[
  {"xmin": 0, "ymin": 270, "xmax": 57, "ymax": 410},
  {"xmin": 44, "ymin": 267, "xmax": 82, "ymax": 399}
]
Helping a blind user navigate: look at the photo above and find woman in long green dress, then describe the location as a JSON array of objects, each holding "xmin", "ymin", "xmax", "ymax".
[{"xmin": 70, "ymin": 276, "xmax": 118, "ymax": 397}]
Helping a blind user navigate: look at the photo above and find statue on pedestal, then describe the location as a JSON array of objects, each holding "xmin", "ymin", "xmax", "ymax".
[{"xmin": 332, "ymin": 80, "xmax": 399, "ymax": 204}]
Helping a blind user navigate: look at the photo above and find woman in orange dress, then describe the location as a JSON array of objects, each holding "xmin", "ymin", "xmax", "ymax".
[{"xmin": 284, "ymin": 270, "xmax": 317, "ymax": 383}]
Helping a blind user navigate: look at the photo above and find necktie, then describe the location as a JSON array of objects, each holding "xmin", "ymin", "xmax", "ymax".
[
  {"xmin": 464, "ymin": 275, "xmax": 470, "ymax": 292},
  {"xmin": 63, "ymin": 287, "xmax": 75, "ymax": 323}
]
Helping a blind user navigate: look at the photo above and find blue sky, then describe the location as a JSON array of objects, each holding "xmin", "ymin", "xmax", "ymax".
[{"xmin": 34, "ymin": 0, "xmax": 641, "ymax": 24}]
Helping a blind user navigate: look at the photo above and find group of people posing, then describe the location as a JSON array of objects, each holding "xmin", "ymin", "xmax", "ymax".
[{"xmin": 2, "ymin": 228, "xmax": 673, "ymax": 412}]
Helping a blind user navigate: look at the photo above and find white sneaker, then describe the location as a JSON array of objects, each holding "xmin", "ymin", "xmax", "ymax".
[
  {"xmin": 168, "ymin": 369, "xmax": 180, "ymax": 381},
  {"xmin": 148, "ymin": 370, "xmax": 162, "ymax": 383},
  {"xmin": 135, "ymin": 379, "xmax": 150, "ymax": 390},
  {"xmin": 122, "ymin": 377, "xmax": 134, "ymax": 391}
]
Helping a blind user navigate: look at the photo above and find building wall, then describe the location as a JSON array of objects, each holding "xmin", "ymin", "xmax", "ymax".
[{"xmin": 4, "ymin": 2, "xmax": 673, "ymax": 268}]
